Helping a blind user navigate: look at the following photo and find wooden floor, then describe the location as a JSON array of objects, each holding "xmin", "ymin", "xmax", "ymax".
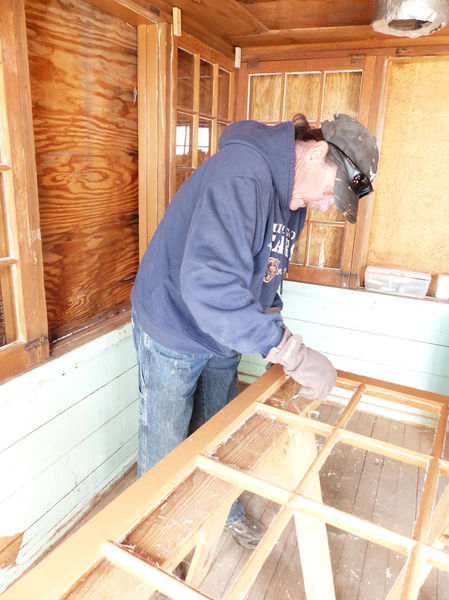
[
  {"xmin": 182, "ymin": 405, "xmax": 449, "ymax": 600},
  {"xmin": 57, "ymin": 405, "xmax": 449, "ymax": 600}
]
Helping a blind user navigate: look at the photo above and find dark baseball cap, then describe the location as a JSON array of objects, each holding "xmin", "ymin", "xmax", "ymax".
[{"xmin": 321, "ymin": 113, "xmax": 379, "ymax": 224}]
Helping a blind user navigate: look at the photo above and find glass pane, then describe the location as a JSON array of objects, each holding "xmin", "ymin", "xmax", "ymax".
[
  {"xmin": 218, "ymin": 68, "xmax": 230, "ymax": 119},
  {"xmin": 321, "ymin": 71, "xmax": 363, "ymax": 121},
  {"xmin": 199, "ymin": 59, "xmax": 213, "ymax": 115},
  {"xmin": 0, "ymin": 265, "xmax": 17, "ymax": 346},
  {"xmin": 177, "ymin": 48, "xmax": 194, "ymax": 110},
  {"xmin": 0, "ymin": 279, "xmax": 6, "ymax": 346},
  {"xmin": 248, "ymin": 74, "xmax": 282, "ymax": 122},
  {"xmin": 310, "ymin": 203, "xmax": 344, "ymax": 222},
  {"xmin": 263, "ymin": 377, "xmax": 347, "ymax": 426},
  {"xmin": 430, "ymin": 473, "xmax": 449, "ymax": 555},
  {"xmin": 290, "ymin": 231, "xmax": 306, "ymax": 265},
  {"xmin": 198, "ymin": 118, "xmax": 211, "ymax": 165},
  {"xmin": 307, "ymin": 223, "xmax": 344, "ymax": 269},
  {"xmin": 209, "ymin": 411, "xmax": 327, "ymax": 489},
  {"xmin": 418, "ymin": 566, "xmax": 449, "ymax": 599},
  {"xmin": 444, "ymin": 420, "xmax": 449, "ymax": 461},
  {"xmin": 326, "ymin": 527, "xmax": 407, "ymax": 600},
  {"xmin": 244, "ymin": 514, "xmax": 305, "ymax": 599},
  {"xmin": 345, "ymin": 400, "xmax": 437, "ymax": 453},
  {"xmin": 0, "ymin": 172, "xmax": 9, "ymax": 257},
  {"xmin": 176, "ymin": 112, "xmax": 193, "ymax": 167},
  {"xmin": 319, "ymin": 441, "xmax": 426, "ymax": 537},
  {"xmin": 119, "ymin": 468, "xmax": 281, "ymax": 599},
  {"xmin": 62, "ymin": 559, "xmax": 152, "ymax": 599},
  {"xmin": 175, "ymin": 168, "xmax": 193, "ymax": 193},
  {"xmin": 283, "ymin": 72, "xmax": 321, "ymax": 122},
  {"xmin": 217, "ymin": 121, "xmax": 228, "ymax": 143}
]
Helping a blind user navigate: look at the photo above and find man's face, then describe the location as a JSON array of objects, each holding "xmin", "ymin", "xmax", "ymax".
[{"xmin": 290, "ymin": 141, "xmax": 337, "ymax": 212}]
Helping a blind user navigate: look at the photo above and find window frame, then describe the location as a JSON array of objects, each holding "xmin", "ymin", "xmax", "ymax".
[
  {"xmin": 236, "ymin": 55, "xmax": 378, "ymax": 290},
  {"xmin": 0, "ymin": 0, "xmax": 49, "ymax": 381},
  {"xmin": 171, "ymin": 31, "xmax": 236, "ymax": 198}
]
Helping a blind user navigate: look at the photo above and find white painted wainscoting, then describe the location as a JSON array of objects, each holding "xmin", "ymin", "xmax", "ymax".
[
  {"xmin": 240, "ymin": 282, "xmax": 449, "ymax": 396},
  {"xmin": 0, "ymin": 323, "xmax": 138, "ymax": 592}
]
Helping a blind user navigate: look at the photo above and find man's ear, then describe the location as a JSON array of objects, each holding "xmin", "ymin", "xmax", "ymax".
[{"xmin": 307, "ymin": 140, "xmax": 329, "ymax": 163}]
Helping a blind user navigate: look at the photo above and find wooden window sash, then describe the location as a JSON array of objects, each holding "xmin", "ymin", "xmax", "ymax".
[
  {"xmin": 236, "ymin": 55, "xmax": 378, "ymax": 290},
  {"xmin": 3, "ymin": 365, "xmax": 449, "ymax": 598},
  {"xmin": 0, "ymin": 0, "xmax": 48, "ymax": 381},
  {"xmin": 173, "ymin": 32, "xmax": 236, "ymax": 197}
]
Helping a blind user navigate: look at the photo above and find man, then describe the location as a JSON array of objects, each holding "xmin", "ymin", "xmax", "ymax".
[{"xmin": 131, "ymin": 112, "xmax": 379, "ymax": 548}]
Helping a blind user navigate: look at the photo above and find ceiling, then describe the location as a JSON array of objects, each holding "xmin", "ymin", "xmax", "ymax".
[{"xmin": 143, "ymin": 0, "xmax": 449, "ymax": 57}]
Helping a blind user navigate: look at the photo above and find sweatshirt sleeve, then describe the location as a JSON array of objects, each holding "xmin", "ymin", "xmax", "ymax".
[{"xmin": 179, "ymin": 176, "xmax": 284, "ymax": 356}]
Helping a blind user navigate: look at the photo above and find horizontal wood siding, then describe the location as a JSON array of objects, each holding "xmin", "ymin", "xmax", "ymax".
[
  {"xmin": 239, "ymin": 282, "xmax": 449, "ymax": 396},
  {"xmin": 0, "ymin": 323, "xmax": 138, "ymax": 592}
]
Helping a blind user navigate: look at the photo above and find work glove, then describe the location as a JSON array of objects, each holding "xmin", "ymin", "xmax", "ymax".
[{"xmin": 265, "ymin": 328, "xmax": 337, "ymax": 400}]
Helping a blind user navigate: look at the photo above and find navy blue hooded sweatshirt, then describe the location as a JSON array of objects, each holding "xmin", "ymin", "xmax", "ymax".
[{"xmin": 131, "ymin": 120, "xmax": 306, "ymax": 357}]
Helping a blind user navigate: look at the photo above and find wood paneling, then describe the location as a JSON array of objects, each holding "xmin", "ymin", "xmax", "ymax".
[
  {"xmin": 235, "ymin": 0, "xmax": 377, "ymax": 30},
  {"xmin": 239, "ymin": 281, "xmax": 449, "ymax": 397},
  {"xmin": 283, "ymin": 72, "xmax": 321, "ymax": 121},
  {"xmin": 248, "ymin": 73, "xmax": 282, "ymax": 121},
  {"xmin": 366, "ymin": 58, "xmax": 449, "ymax": 293},
  {"xmin": 0, "ymin": 324, "xmax": 137, "ymax": 592},
  {"xmin": 25, "ymin": 0, "xmax": 139, "ymax": 341},
  {"xmin": 321, "ymin": 70, "xmax": 362, "ymax": 120}
]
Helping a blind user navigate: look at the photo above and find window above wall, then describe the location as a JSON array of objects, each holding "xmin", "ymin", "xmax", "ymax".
[
  {"xmin": 173, "ymin": 35, "xmax": 235, "ymax": 195},
  {"xmin": 237, "ymin": 56, "xmax": 378, "ymax": 289},
  {"xmin": 0, "ymin": 0, "xmax": 49, "ymax": 381}
]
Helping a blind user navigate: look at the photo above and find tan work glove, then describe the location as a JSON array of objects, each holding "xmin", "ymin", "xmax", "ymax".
[{"xmin": 265, "ymin": 328, "xmax": 337, "ymax": 400}]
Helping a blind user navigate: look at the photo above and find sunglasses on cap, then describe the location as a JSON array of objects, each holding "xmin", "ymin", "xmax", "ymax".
[{"xmin": 329, "ymin": 142, "xmax": 374, "ymax": 198}]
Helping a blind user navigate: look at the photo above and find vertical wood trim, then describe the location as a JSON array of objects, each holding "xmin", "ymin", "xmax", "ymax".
[
  {"xmin": 229, "ymin": 65, "xmax": 237, "ymax": 122},
  {"xmin": 234, "ymin": 61, "xmax": 248, "ymax": 120},
  {"xmin": 157, "ymin": 22, "xmax": 172, "ymax": 218},
  {"xmin": 192, "ymin": 54, "xmax": 200, "ymax": 170},
  {"xmin": 138, "ymin": 22, "xmax": 171, "ymax": 256},
  {"xmin": 211, "ymin": 63, "xmax": 219, "ymax": 152},
  {"xmin": 0, "ymin": 0, "xmax": 48, "ymax": 379},
  {"xmin": 169, "ymin": 40, "xmax": 178, "ymax": 203},
  {"xmin": 350, "ymin": 55, "xmax": 387, "ymax": 287},
  {"xmin": 137, "ymin": 25, "xmax": 152, "ymax": 257}
]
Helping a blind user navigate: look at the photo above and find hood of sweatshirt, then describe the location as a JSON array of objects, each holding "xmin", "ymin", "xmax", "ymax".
[
  {"xmin": 219, "ymin": 120, "xmax": 304, "ymax": 278},
  {"xmin": 219, "ymin": 120, "xmax": 295, "ymax": 220}
]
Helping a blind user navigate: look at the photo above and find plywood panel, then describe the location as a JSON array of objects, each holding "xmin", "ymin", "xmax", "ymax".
[
  {"xmin": 283, "ymin": 72, "xmax": 321, "ymax": 122},
  {"xmin": 366, "ymin": 58, "xmax": 449, "ymax": 292},
  {"xmin": 321, "ymin": 70, "xmax": 362, "ymax": 121},
  {"xmin": 25, "ymin": 0, "xmax": 139, "ymax": 340},
  {"xmin": 248, "ymin": 73, "xmax": 282, "ymax": 121}
]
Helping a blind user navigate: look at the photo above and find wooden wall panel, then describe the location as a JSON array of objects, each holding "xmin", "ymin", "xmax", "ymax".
[
  {"xmin": 248, "ymin": 73, "xmax": 282, "ymax": 121},
  {"xmin": 366, "ymin": 58, "xmax": 449, "ymax": 292},
  {"xmin": 25, "ymin": 0, "xmax": 139, "ymax": 340},
  {"xmin": 239, "ymin": 281, "xmax": 449, "ymax": 397}
]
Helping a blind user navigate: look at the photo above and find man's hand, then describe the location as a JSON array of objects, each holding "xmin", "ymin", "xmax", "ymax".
[{"xmin": 265, "ymin": 328, "xmax": 336, "ymax": 400}]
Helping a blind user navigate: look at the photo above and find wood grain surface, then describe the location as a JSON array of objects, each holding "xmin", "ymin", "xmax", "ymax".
[
  {"xmin": 366, "ymin": 58, "xmax": 449, "ymax": 294},
  {"xmin": 25, "ymin": 0, "xmax": 138, "ymax": 340}
]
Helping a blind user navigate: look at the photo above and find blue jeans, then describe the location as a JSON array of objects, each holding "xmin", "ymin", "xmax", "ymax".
[{"xmin": 132, "ymin": 311, "xmax": 244, "ymax": 523}]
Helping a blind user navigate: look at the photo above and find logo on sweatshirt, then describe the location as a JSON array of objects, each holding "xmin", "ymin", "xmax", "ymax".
[
  {"xmin": 264, "ymin": 257, "xmax": 281, "ymax": 282},
  {"xmin": 269, "ymin": 223, "xmax": 297, "ymax": 259}
]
